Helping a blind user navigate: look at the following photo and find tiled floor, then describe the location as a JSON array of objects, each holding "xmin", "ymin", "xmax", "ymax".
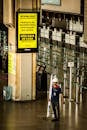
[{"xmin": 0, "ymin": 91, "xmax": 87, "ymax": 130}]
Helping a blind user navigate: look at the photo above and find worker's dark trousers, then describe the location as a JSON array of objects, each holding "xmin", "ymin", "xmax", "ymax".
[{"xmin": 51, "ymin": 101, "xmax": 60, "ymax": 119}]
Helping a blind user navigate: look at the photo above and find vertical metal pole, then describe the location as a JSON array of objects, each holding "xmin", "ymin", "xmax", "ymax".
[
  {"xmin": 68, "ymin": 62, "xmax": 74, "ymax": 101},
  {"xmin": 80, "ymin": 52, "xmax": 84, "ymax": 102},
  {"xmin": 80, "ymin": 73, "xmax": 83, "ymax": 103},
  {"xmin": 47, "ymin": 74, "xmax": 53, "ymax": 118},
  {"xmin": 81, "ymin": 52, "xmax": 85, "ymax": 92},
  {"xmin": 63, "ymin": 48, "xmax": 66, "ymax": 97},
  {"xmin": 69, "ymin": 67, "xmax": 72, "ymax": 101},
  {"xmin": 76, "ymin": 79, "xmax": 79, "ymax": 103},
  {"xmin": 80, "ymin": 70, "xmax": 83, "ymax": 94},
  {"xmin": 76, "ymin": 57, "xmax": 79, "ymax": 103},
  {"xmin": 64, "ymin": 73, "xmax": 66, "ymax": 97}
]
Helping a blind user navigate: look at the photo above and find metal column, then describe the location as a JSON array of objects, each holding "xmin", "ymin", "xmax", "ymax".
[{"xmin": 68, "ymin": 62, "xmax": 74, "ymax": 101}]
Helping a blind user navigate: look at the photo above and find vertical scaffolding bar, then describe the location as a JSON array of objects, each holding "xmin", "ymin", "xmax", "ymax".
[
  {"xmin": 68, "ymin": 62, "xmax": 74, "ymax": 101},
  {"xmin": 64, "ymin": 73, "xmax": 66, "ymax": 97},
  {"xmin": 63, "ymin": 48, "xmax": 67, "ymax": 98},
  {"xmin": 69, "ymin": 67, "xmax": 72, "ymax": 101},
  {"xmin": 80, "ymin": 52, "xmax": 84, "ymax": 102},
  {"xmin": 47, "ymin": 74, "xmax": 53, "ymax": 118},
  {"xmin": 76, "ymin": 57, "xmax": 79, "ymax": 103}
]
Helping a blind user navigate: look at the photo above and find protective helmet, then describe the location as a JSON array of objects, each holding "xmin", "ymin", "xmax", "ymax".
[{"xmin": 52, "ymin": 77, "xmax": 58, "ymax": 83}]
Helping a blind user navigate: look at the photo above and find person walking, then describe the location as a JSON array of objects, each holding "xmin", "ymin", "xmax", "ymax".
[{"xmin": 51, "ymin": 77, "xmax": 63, "ymax": 121}]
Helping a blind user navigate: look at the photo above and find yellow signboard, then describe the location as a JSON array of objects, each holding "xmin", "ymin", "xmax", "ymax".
[{"xmin": 17, "ymin": 12, "xmax": 38, "ymax": 52}]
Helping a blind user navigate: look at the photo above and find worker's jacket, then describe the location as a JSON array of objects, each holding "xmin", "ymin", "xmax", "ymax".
[{"xmin": 51, "ymin": 85, "xmax": 61, "ymax": 103}]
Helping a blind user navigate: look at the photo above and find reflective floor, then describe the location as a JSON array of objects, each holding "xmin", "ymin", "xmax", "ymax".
[{"xmin": 0, "ymin": 92, "xmax": 87, "ymax": 130}]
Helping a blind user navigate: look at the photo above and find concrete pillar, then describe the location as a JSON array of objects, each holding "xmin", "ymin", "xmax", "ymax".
[
  {"xmin": 32, "ymin": 0, "xmax": 37, "ymax": 10},
  {"xmin": 3, "ymin": 0, "xmax": 41, "ymax": 101},
  {"xmin": 37, "ymin": 0, "xmax": 41, "ymax": 10}
]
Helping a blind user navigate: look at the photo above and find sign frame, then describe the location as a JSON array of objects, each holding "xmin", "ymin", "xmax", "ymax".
[
  {"xmin": 16, "ymin": 11, "xmax": 38, "ymax": 53},
  {"xmin": 41, "ymin": 0, "xmax": 61, "ymax": 5}
]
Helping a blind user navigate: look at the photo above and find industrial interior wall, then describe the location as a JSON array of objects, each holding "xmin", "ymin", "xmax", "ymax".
[{"xmin": 41, "ymin": 0, "xmax": 80, "ymax": 14}]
